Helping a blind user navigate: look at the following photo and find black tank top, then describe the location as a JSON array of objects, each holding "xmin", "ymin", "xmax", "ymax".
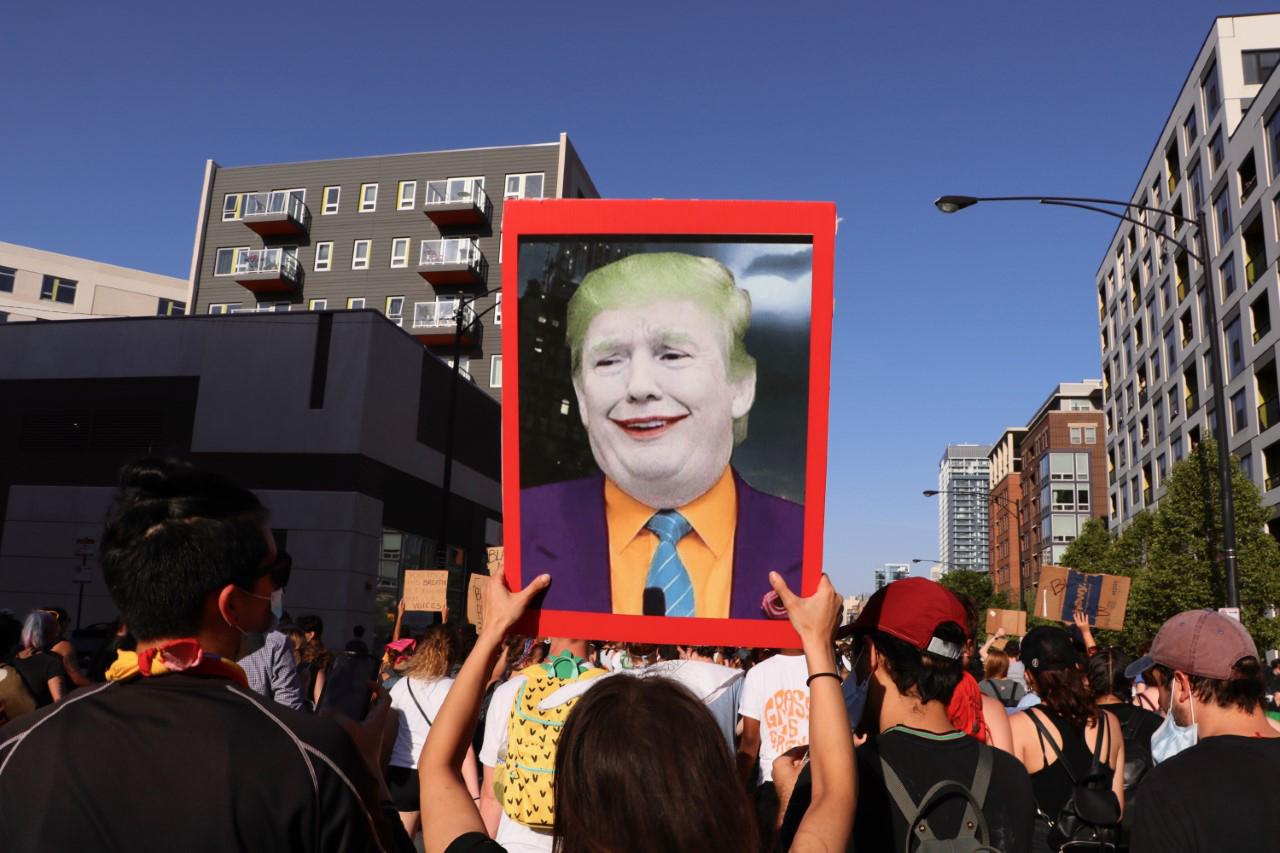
[{"xmin": 1027, "ymin": 707, "xmax": 1107, "ymax": 819}]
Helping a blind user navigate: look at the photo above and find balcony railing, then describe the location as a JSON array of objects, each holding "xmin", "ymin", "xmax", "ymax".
[
  {"xmin": 411, "ymin": 299, "xmax": 475, "ymax": 330},
  {"xmin": 1139, "ymin": 388, "xmax": 1149, "ymax": 406},
  {"xmin": 1255, "ymin": 323, "xmax": 1272, "ymax": 344},
  {"xmin": 417, "ymin": 238, "xmax": 487, "ymax": 286},
  {"xmin": 1143, "ymin": 487, "xmax": 1153, "ymax": 505},
  {"xmin": 1176, "ymin": 279, "xmax": 1189, "ymax": 302},
  {"xmin": 232, "ymin": 248, "xmax": 301, "ymax": 293},
  {"xmin": 423, "ymin": 179, "xmax": 492, "ymax": 226},
  {"xmin": 1241, "ymin": 174, "xmax": 1258, "ymax": 205},
  {"xmin": 1259, "ymin": 397, "xmax": 1280, "ymax": 431},
  {"xmin": 1186, "ymin": 393, "xmax": 1199, "ymax": 414},
  {"xmin": 241, "ymin": 191, "xmax": 310, "ymax": 236},
  {"xmin": 1246, "ymin": 255, "xmax": 1267, "ymax": 287}
]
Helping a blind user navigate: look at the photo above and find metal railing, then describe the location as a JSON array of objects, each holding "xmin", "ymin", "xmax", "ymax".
[
  {"xmin": 242, "ymin": 191, "xmax": 310, "ymax": 228},
  {"xmin": 424, "ymin": 180, "xmax": 492, "ymax": 215},
  {"xmin": 1186, "ymin": 393, "xmax": 1199, "ymax": 414},
  {"xmin": 1259, "ymin": 397, "xmax": 1280, "ymax": 432},
  {"xmin": 411, "ymin": 299, "xmax": 476, "ymax": 330},
  {"xmin": 233, "ymin": 248, "xmax": 301, "ymax": 280},
  {"xmin": 419, "ymin": 237, "xmax": 481, "ymax": 266},
  {"xmin": 1245, "ymin": 254, "xmax": 1268, "ymax": 287}
]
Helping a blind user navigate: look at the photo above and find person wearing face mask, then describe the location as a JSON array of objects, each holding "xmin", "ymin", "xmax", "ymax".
[
  {"xmin": 238, "ymin": 551, "xmax": 307, "ymax": 710},
  {"xmin": 1126, "ymin": 610, "xmax": 1280, "ymax": 853},
  {"xmin": 0, "ymin": 459, "xmax": 411, "ymax": 853}
]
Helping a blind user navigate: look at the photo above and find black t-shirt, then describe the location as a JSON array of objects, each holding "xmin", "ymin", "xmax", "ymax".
[
  {"xmin": 0, "ymin": 674, "xmax": 412, "ymax": 853},
  {"xmin": 1102, "ymin": 702, "xmax": 1162, "ymax": 747},
  {"xmin": 1131, "ymin": 734, "xmax": 1280, "ymax": 853},
  {"xmin": 5, "ymin": 650, "xmax": 64, "ymax": 707},
  {"xmin": 856, "ymin": 727, "xmax": 1037, "ymax": 853},
  {"xmin": 446, "ymin": 832, "xmax": 507, "ymax": 852}
]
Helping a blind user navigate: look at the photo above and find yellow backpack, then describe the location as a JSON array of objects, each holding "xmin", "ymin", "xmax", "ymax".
[{"xmin": 501, "ymin": 652, "xmax": 606, "ymax": 828}]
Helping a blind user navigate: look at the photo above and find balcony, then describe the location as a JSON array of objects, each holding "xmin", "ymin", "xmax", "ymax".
[
  {"xmin": 417, "ymin": 238, "xmax": 487, "ymax": 286},
  {"xmin": 1268, "ymin": 475, "xmax": 1280, "ymax": 492},
  {"xmin": 1255, "ymin": 323, "xmax": 1272, "ymax": 345},
  {"xmin": 1139, "ymin": 388, "xmax": 1149, "ymax": 406},
  {"xmin": 232, "ymin": 248, "xmax": 302, "ymax": 294},
  {"xmin": 423, "ymin": 179, "xmax": 491, "ymax": 227},
  {"xmin": 409, "ymin": 299, "xmax": 478, "ymax": 345},
  {"xmin": 241, "ymin": 191, "xmax": 310, "ymax": 238},
  {"xmin": 1186, "ymin": 393, "xmax": 1199, "ymax": 414},
  {"xmin": 1260, "ymin": 397, "xmax": 1280, "ymax": 432}
]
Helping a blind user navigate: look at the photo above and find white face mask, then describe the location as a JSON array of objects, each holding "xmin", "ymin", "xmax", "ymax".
[{"xmin": 1150, "ymin": 684, "xmax": 1197, "ymax": 764}]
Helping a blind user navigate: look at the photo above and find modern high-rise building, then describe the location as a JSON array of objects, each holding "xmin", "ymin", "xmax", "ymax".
[
  {"xmin": 1019, "ymin": 382, "xmax": 1107, "ymax": 595},
  {"xmin": 1098, "ymin": 15, "xmax": 1280, "ymax": 532},
  {"xmin": 938, "ymin": 445, "xmax": 991, "ymax": 573},
  {"xmin": 874, "ymin": 563, "xmax": 911, "ymax": 590},
  {"xmin": 987, "ymin": 428, "xmax": 1027, "ymax": 599},
  {"xmin": 0, "ymin": 241, "xmax": 189, "ymax": 324},
  {"xmin": 188, "ymin": 134, "xmax": 598, "ymax": 400}
]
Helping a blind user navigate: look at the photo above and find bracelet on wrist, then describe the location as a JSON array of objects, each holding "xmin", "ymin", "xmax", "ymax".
[{"xmin": 806, "ymin": 671, "xmax": 841, "ymax": 687}]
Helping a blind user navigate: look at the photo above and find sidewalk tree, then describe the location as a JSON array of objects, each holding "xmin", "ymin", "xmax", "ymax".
[{"xmin": 938, "ymin": 569, "xmax": 1012, "ymax": 641}]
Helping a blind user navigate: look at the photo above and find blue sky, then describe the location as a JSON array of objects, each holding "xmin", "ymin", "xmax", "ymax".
[{"xmin": 2, "ymin": 1, "xmax": 1271, "ymax": 595}]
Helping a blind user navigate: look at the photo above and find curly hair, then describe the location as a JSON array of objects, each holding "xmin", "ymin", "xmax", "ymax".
[
  {"xmin": 1031, "ymin": 666, "xmax": 1099, "ymax": 730},
  {"xmin": 403, "ymin": 626, "xmax": 454, "ymax": 681}
]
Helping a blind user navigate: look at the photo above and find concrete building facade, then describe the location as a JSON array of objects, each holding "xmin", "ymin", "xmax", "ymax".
[
  {"xmin": 188, "ymin": 134, "xmax": 598, "ymax": 401},
  {"xmin": 1098, "ymin": 15, "xmax": 1280, "ymax": 533},
  {"xmin": 0, "ymin": 312, "xmax": 500, "ymax": 641},
  {"xmin": 988, "ymin": 428, "xmax": 1027, "ymax": 599},
  {"xmin": 1019, "ymin": 382, "xmax": 1107, "ymax": 594},
  {"xmin": 0, "ymin": 241, "xmax": 189, "ymax": 324},
  {"xmin": 938, "ymin": 445, "xmax": 991, "ymax": 573},
  {"xmin": 874, "ymin": 562, "xmax": 911, "ymax": 590}
]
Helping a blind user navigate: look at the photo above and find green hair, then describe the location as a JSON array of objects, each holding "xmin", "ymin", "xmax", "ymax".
[{"xmin": 566, "ymin": 252, "xmax": 756, "ymax": 444}]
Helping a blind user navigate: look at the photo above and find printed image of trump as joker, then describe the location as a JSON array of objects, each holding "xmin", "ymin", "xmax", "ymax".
[{"xmin": 520, "ymin": 251, "xmax": 804, "ymax": 618}]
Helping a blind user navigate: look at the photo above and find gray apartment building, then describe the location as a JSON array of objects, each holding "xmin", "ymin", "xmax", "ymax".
[
  {"xmin": 1098, "ymin": 15, "xmax": 1280, "ymax": 532},
  {"xmin": 188, "ymin": 134, "xmax": 598, "ymax": 400},
  {"xmin": 937, "ymin": 444, "xmax": 992, "ymax": 573}
]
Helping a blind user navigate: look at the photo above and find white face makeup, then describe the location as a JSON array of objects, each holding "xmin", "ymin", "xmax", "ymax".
[{"xmin": 574, "ymin": 298, "xmax": 755, "ymax": 509}]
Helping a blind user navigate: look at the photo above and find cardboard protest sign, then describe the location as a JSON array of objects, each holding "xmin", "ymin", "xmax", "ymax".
[
  {"xmin": 402, "ymin": 570, "xmax": 449, "ymax": 612},
  {"xmin": 485, "ymin": 547, "xmax": 503, "ymax": 577},
  {"xmin": 467, "ymin": 573, "xmax": 486, "ymax": 631},
  {"xmin": 1037, "ymin": 565, "xmax": 1131, "ymax": 631},
  {"xmin": 502, "ymin": 200, "xmax": 836, "ymax": 647},
  {"xmin": 985, "ymin": 608, "xmax": 1027, "ymax": 637}
]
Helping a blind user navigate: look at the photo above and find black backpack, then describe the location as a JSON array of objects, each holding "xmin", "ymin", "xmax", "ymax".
[
  {"xmin": 982, "ymin": 678, "xmax": 1023, "ymax": 709},
  {"xmin": 1027, "ymin": 710, "xmax": 1121, "ymax": 852},
  {"xmin": 879, "ymin": 746, "xmax": 1003, "ymax": 852},
  {"xmin": 1117, "ymin": 711, "xmax": 1153, "ymax": 837}
]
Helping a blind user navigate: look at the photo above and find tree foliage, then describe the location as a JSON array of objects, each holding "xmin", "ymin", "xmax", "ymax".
[
  {"xmin": 1058, "ymin": 437, "xmax": 1280, "ymax": 652},
  {"xmin": 938, "ymin": 569, "xmax": 1013, "ymax": 642}
]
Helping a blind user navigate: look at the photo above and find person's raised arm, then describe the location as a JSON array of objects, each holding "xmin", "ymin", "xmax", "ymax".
[
  {"xmin": 769, "ymin": 571, "xmax": 855, "ymax": 853},
  {"xmin": 420, "ymin": 571, "xmax": 550, "ymax": 853},
  {"xmin": 979, "ymin": 627, "xmax": 1006, "ymax": 660},
  {"xmin": 392, "ymin": 598, "xmax": 406, "ymax": 643}
]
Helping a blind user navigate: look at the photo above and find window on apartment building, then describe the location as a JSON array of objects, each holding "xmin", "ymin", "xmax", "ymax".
[
  {"xmin": 352, "ymin": 240, "xmax": 371, "ymax": 270},
  {"xmin": 445, "ymin": 356, "xmax": 472, "ymax": 380},
  {"xmin": 494, "ymin": 292, "xmax": 502, "ymax": 325},
  {"xmin": 156, "ymin": 298, "xmax": 186, "ymax": 317},
  {"xmin": 1226, "ymin": 315, "xmax": 1244, "ymax": 379},
  {"xmin": 1214, "ymin": 188, "xmax": 1232, "ymax": 251},
  {"xmin": 1269, "ymin": 111, "xmax": 1280, "ymax": 180},
  {"xmin": 1253, "ymin": 293, "xmax": 1272, "ymax": 343},
  {"xmin": 0, "ymin": 265, "xmax": 14, "ymax": 292},
  {"xmin": 504, "ymin": 173, "xmax": 545, "ymax": 200},
  {"xmin": 1203, "ymin": 60, "xmax": 1222, "ymax": 117},
  {"xmin": 222, "ymin": 193, "xmax": 243, "ymax": 221},
  {"xmin": 347, "ymin": 297, "xmax": 365, "ymax": 310},
  {"xmin": 1233, "ymin": 389, "xmax": 1249, "ymax": 434},
  {"xmin": 322, "ymin": 186, "xmax": 340, "ymax": 215},
  {"xmin": 1180, "ymin": 311, "xmax": 1193, "ymax": 347},
  {"xmin": 214, "ymin": 247, "xmax": 245, "ymax": 276},
  {"xmin": 1240, "ymin": 150, "xmax": 1259, "ymax": 205},
  {"xmin": 1070, "ymin": 427, "xmax": 1082, "ymax": 445},
  {"xmin": 359, "ymin": 183, "xmax": 378, "ymax": 212},
  {"xmin": 385, "ymin": 296, "xmax": 405, "ymax": 325},
  {"xmin": 490, "ymin": 355, "xmax": 503, "ymax": 388},
  {"xmin": 1188, "ymin": 160, "xmax": 1204, "ymax": 212},
  {"xmin": 1085, "ymin": 426, "xmax": 1097, "ymax": 444},
  {"xmin": 1184, "ymin": 106, "xmax": 1199, "ymax": 148},
  {"xmin": 1209, "ymin": 129, "xmax": 1225, "ymax": 174},
  {"xmin": 309, "ymin": 299, "xmax": 327, "ymax": 311},
  {"xmin": 313, "ymin": 242, "xmax": 333, "ymax": 272},
  {"xmin": 1243, "ymin": 49, "xmax": 1280, "ymax": 85},
  {"xmin": 1221, "ymin": 253, "xmax": 1237, "ymax": 301},
  {"xmin": 390, "ymin": 237, "xmax": 410, "ymax": 268},
  {"xmin": 397, "ymin": 181, "xmax": 417, "ymax": 210},
  {"xmin": 39, "ymin": 275, "xmax": 76, "ymax": 305}
]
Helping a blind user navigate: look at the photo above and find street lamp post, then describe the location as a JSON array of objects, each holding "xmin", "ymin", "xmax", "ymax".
[
  {"xmin": 437, "ymin": 287, "xmax": 501, "ymax": 568},
  {"xmin": 935, "ymin": 195, "xmax": 1239, "ymax": 609},
  {"xmin": 923, "ymin": 488, "xmax": 1023, "ymax": 596}
]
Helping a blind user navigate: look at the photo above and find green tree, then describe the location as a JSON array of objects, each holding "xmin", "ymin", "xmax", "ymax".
[
  {"xmin": 937, "ymin": 569, "xmax": 1012, "ymax": 642},
  {"xmin": 1060, "ymin": 518, "xmax": 1114, "ymax": 573}
]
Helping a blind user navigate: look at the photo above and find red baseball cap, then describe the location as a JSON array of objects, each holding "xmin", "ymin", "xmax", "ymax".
[{"xmin": 848, "ymin": 577, "xmax": 969, "ymax": 659}]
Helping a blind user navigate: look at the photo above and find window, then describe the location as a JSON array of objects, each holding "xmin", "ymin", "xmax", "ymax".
[
  {"xmin": 1239, "ymin": 150, "xmax": 1259, "ymax": 204},
  {"xmin": 1184, "ymin": 107, "xmax": 1198, "ymax": 147},
  {"xmin": 1188, "ymin": 161, "xmax": 1204, "ymax": 211},
  {"xmin": 314, "ymin": 242, "xmax": 333, "ymax": 272},
  {"xmin": 1070, "ymin": 427, "xmax": 1083, "ymax": 445},
  {"xmin": 347, "ymin": 297, "xmax": 365, "ymax": 310},
  {"xmin": 1214, "ymin": 188, "xmax": 1232, "ymax": 250},
  {"xmin": 352, "ymin": 240, "xmax": 371, "ymax": 270},
  {"xmin": 490, "ymin": 355, "xmax": 503, "ymax": 388},
  {"xmin": 208, "ymin": 303, "xmax": 240, "ymax": 315},
  {"xmin": 0, "ymin": 265, "xmax": 14, "ymax": 292},
  {"xmin": 156, "ymin": 298, "xmax": 186, "ymax": 316},
  {"xmin": 494, "ymin": 292, "xmax": 502, "ymax": 325},
  {"xmin": 385, "ymin": 296, "xmax": 405, "ymax": 325},
  {"xmin": 1226, "ymin": 315, "xmax": 1244, "ymax": 379},
  {"xmin": 309, "ymin": 299, "xmax": 327, "ymax": 310},
  {"xmin": 359, "ymin": 183, "xmax": 378, "ymax": 212},
  {"xmin": 390, "ymin": 237, "xmax": 410, "ymax": 268},
  {"xmin": 222, "ymin": 193, "xmax": 243, "ymax": 221},
  {"xmin": 1209, "ymin": 129, "xmax": 1225, "ymax": 174},
  {"xmin": 322, "ymin": 186, "xmax": 340, "ymax": 215},
  {"xmin": 1049, "ymin": 453, "xmax": 1075, "ymax": 480},
  {"xmin": 1269, "ymin": 111, "xmax": 1280, "ymax": 179},
  {"xmin": 504, "ymin": 173, "xmax": 545, "ymax": 200},
  {"xmin": 1253, "ymin": 294, "xmax": 1272, "ymax": 343},
  {"xmin": 40, "ymin": 275, "xmax": 76, "ymax": 304},
  {"xmin": 1085, "ymin": 426, "xmax": 1097, "ymax": 444},
  {"xmin": 445, "ymin": 356, "xmax": 472, "ymax": 380},
  {"xmin": 214, "ymin": 247, "xmax": 247, "ymax": 276},
  {"xmin": 1233, "ymin": 389, "xmax": 1249, "ymax": 433},
  {"xmin": 1221, "ymin": 254, "xmax": 1237, "ymax": 300},
  {"xmin": 1203, "ymin": 61, "xmax": 1221, "ymax": 117},
  {"xmin": 1243, "ymin": 49, "xmax": 1280, "ymax": 85},
  {"xmin": 397, "ymin": 181, "xmax": 417, "ymax": 211}
]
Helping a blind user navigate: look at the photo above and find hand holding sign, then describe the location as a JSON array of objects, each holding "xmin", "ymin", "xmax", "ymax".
[{"xmin": 479, "ymin": 571, "xmax": 550, "ymax": 643}]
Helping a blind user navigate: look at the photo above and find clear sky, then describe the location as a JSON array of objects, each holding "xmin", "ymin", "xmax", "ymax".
[{"xmin": 2, "ymin": 1, "xmax": 1271, "ymax": 595}]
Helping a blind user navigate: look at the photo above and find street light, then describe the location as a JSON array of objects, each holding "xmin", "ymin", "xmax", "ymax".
[
  {"xmin": 923, "ymin": 487, "xmax": 1022, "ymax": 590},
  {"xmin": 437, "ymin": 287, "xmax": 502, "ymax": 567},
  {"xmin": 935, "ymin": 193, "xmax": 1239, "ymax": 609}
]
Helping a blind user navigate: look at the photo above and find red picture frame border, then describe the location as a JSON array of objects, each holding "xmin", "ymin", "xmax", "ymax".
[{"xmin": 500, "ymin": 199, "xmax": 835, "ymax": 647}]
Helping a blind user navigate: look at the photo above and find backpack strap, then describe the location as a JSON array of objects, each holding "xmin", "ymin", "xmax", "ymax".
[
  {"xmin": 880, "ymin": 751, "xmax": 995, "ymax": 853},
  {"xmin": 1027, "ymin": 708, "xmax": 1080, "ymax": 786},
  {"xmin": 406, "ymin": 680, "xmax": 435, "ymax": 727}
]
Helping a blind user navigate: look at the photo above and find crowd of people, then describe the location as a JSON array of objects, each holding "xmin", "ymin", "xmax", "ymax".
[{"xmin": 1, "ymin": 457, "xmax": 1279, "ymax": 852}]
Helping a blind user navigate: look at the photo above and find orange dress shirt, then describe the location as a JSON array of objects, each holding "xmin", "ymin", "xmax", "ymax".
[{"xmin": 605, "ymin": 468, "xmax": 736, "ymax": 618}]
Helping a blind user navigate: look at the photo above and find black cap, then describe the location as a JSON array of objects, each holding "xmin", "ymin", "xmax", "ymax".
[{"xmin": 1021, "ymin": 626, "xmax": 1080, "ymax": 673}]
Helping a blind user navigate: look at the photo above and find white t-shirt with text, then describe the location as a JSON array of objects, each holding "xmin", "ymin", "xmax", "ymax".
[{"xmin": 739, "ymin": 653, "xmax": 810, "ymax": 784}]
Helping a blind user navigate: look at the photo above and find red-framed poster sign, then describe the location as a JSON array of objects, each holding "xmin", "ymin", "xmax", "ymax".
[{"xmin": 501, "ymin": 199, "xmax": 835, "ymax": 647}]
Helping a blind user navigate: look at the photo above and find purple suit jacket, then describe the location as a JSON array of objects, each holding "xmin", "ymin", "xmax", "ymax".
[{"xmin": 519, "ymin": 469, "xmax": 804, "ymax": 618}]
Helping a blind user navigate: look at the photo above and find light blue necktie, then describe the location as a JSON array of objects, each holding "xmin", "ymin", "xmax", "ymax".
[{"xmin": 645, "ymin": 510, "xmax": 696, "ymax": 617}]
